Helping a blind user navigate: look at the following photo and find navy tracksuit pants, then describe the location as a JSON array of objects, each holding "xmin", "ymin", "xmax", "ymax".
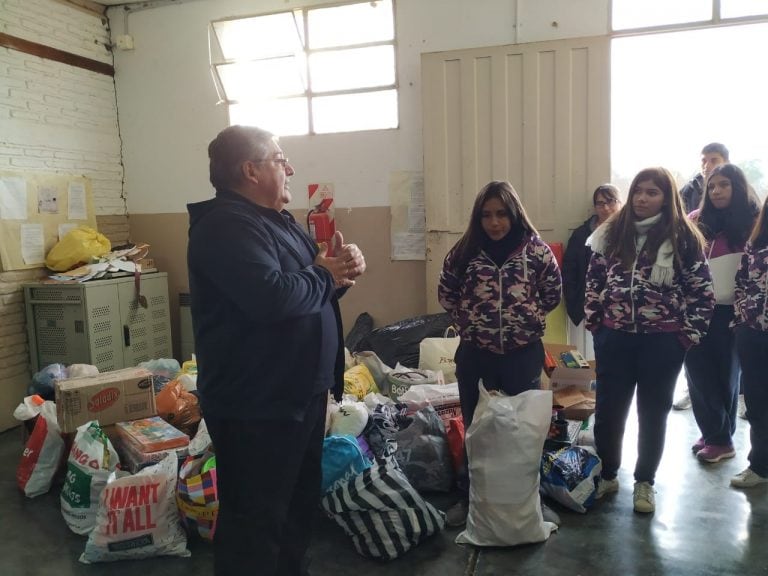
[
  {"xmin": 593, "ymin": 329, "xmax": 686, "ymax": 484},
  {"xmin": 684, "ymin": 305, "xmax": 740, "ymax": 446},
  {"xmin": 735, "ymin": 326, "xmax": 768, "ymax": 477}
]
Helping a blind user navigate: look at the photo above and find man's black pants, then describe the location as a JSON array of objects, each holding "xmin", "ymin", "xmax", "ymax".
[{"xmin": 206, "ymin": 392, "xmax": 328, "ymax": 576}]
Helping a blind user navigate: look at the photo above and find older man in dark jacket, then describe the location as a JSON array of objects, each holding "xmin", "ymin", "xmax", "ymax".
[{"xmin": 187, "ymin": 125, "xmax": 365, "ymax": 576}]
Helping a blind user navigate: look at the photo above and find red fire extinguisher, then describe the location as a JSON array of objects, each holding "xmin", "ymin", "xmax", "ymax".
[{"xmin": 307, "ymin": 197, "xmax": 336, "ymax": 256}]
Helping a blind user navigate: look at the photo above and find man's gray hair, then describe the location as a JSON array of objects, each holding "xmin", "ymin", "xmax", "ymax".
[{"xmin": 208, "ymin": 125, "xmax": 275, "ymax": 192}]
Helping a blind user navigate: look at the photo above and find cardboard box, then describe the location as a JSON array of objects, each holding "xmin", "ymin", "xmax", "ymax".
[
  {"xmin": 559, "ymin": 398, "xmax": 596, "ymax": 421},
  {"xmin": 116, "ymin": 416, "xmax": 189, "ymax": 453},
  {"xmin": 55, "ymin": 367, "xmax": 156, "ymax": 433},
  {"xmin": 113, "ymin": 434, "xmax": 189, "ymax": 474},
  {"xmin": 544, "ymin": 343, "xmax": 596, "ymax": 391}
]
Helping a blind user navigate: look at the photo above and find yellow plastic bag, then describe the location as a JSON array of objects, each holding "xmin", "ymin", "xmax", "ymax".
[
  {"xmin": 343, "ymin": 364, "xmax": 379, "ymax": 399},
  {"xmin": 45, "ymin": 226, "xmax": 111, "ymax": 272}
]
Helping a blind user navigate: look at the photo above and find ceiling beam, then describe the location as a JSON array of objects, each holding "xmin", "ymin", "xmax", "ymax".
[
  {"xmin": 0, "ymin": 32, "xmax": 114, "ymax": 76},
  {"xmin": 55, "ymin": 0, "xmax": 106, "ymax": 18}
]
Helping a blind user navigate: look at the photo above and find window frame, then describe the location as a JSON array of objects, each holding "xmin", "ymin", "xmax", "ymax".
[
  {"xmin": 610, "ymin": 0, "xmax": 768, "ymax": 35},
  {"xmin": 209, "ymin": 0, "xmax": 399, "ymax": 136}
]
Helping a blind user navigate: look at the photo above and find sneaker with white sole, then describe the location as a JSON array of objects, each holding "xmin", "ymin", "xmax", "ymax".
[
  {"xmin": 691, "ymin": 437, "xmax": 706, "ymax": 454},
  {"xmin": 633, "ymin": 481, "xmax": 655, "ymax": 513},
  {"xmin": 673, "ymin": 391, "xmax": 692, "ymax": 410},
  {"xmin": 738, "ymin": 394, "xmax": 748, "ymax": 420},
  {"xmin": 696, "ymin": 444, "xmax": 735, "ymax": 463},
  {"xmin": 731, "ymin": 468, "xmax": 768, "ymax": 488},
  {"xmin": 596, "ymin": 477, "xmax": 620, "ymax": 499}
]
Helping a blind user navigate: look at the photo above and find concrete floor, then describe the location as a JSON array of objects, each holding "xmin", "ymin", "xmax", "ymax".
[{"xmin": 1, "ymin": 401, "xmax": 766, "ymax": 576}]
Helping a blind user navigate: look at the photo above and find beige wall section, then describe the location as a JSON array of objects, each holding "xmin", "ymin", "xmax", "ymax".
[{"xmin": 127, "ymin": 206, "xmax": 427, "ymax": 360}]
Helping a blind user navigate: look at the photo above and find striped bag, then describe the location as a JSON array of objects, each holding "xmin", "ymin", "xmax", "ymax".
[{"xmin": 321, "ymin": 457, "xmax": 445, "ymax": 560}]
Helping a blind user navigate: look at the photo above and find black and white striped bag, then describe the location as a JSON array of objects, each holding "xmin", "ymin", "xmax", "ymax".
[{"xmin": 320, "ymin": 457, "xmax": 445, "ymax": 560}]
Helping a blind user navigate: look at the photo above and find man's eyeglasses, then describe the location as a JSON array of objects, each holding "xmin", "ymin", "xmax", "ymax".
[
  {"xmin": 255, "ymin": 156, "xmax": 289, "ymax": 168},
  {"xmin": 594, "ymin": 198, "xmax": 616, "ymax": 208}
]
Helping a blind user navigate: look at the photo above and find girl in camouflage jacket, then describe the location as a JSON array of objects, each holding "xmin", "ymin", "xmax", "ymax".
[
  {"xmin": 438, "ymin": 181, "xmax": 561, "ymax": 397},
  {"xmin": 731, "ymin": 195, "xmax": 768, "ymax": 488},
  {"xmin": 437, "ymin": 181, "xmax": 561, "ymax": 527},
  {"xmin": 585, "ymin": 167, "xmax": 715, "ymax": 514}
]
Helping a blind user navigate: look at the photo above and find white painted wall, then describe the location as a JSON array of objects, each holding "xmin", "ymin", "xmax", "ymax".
[
  {"xmin": 110, "ymin": 0, "xmax": 609, "ymax": 215},
  {"xmin": 0, "ymin": 0, "xmax": 124, "ymax": 214}
]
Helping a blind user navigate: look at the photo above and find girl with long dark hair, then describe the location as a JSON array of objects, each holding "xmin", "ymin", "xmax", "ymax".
[
  {"xmin": 685, "ymin": 164, "xmax": 759, "ymax": 463},
  {"xmin": 585, "ymin": 167, "xmax": 715, "ymax": 513}
]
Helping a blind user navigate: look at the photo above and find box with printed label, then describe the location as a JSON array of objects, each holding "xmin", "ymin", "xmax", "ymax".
[
  {"xmin": 116, "ymin": 416, "xmax": 189, "ymax": 453},
  {"xmin": 543, "ymin": 343, "xmax": 596, "ymax": 391},
  {"xmin": 55, "ymin": 367, "xmax": 156, "ymax": 433}
]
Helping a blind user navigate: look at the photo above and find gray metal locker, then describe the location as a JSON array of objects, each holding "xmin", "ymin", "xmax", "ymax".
[{"xmin": 24, "ymin": 273, "xmax": 172, "ymax": 373}]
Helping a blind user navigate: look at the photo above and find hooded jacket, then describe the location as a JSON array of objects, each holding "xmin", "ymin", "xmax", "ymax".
[
  {"xmin": 734, "ymin": 242, "xmax": 768, "ymax": 332},
  {"xmin": 438, "ymin": 234, "xmax": 561, "ymax": 353},
  {"xmin": 187, "ymin": 190, "xmax": 345, "ymax": 421},
  {"xmin": 584, "ymin": 222, "xmax": 715, "ymax": 349}
]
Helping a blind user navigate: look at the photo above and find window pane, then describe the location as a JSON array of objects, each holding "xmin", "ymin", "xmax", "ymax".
[
  {"xmin": 308, "ymin": 0, "xmax": 393, "ymax": 48},
  {"xmin": 313, "ymin": 90, "xmax": 398, "ymax": 133},
  {"xmin": 722, "ymin": 0, "xmax": 768, "ymax": 18},
  {"xmin": 213, "ymin": 12, "xmax": 304, "ymax": 60},
  {"xmin": 229, "ymin": 98, "xmax": 309, "ymax": 136},
  {"xmin": 216, "ymin": 57, "xmax": 306, "ymax": 101},
  {"xmin": 310, "ymin": 46, "xmax": 395, "ymax": 92},
  {"xmin": 612, "ymin": 0, "xmax": 711, "ymax": 30},
  {"xmin": 612, "ymin": 24, "xmax": 768, "ymax": 201}
]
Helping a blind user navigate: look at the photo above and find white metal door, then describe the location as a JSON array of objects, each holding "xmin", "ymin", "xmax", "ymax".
[{"xmin": 422, "ymin": 36, "xmax": 610, "ymax": 312}]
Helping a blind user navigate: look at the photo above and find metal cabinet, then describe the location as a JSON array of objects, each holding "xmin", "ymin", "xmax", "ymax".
[{"xmin": 24, "ymin": 273, "xmax": 172, "ymax": 373}]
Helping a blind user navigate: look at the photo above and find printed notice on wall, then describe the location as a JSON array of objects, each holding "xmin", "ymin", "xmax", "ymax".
[
  {"xmin": 0, "ymin": 176, "xmax": 28, "ymax": 220},
  {"xmin": 0, "ymin": 172, "xmax": 96, "ymax": 271},
  {"xmin": 38, "ymin": 187, "xmax": 59, "ymax": 214},
  {"xmin": 389, "ymin": 171, "xmax": 425, "ymax": 260},
  {"xmin": 68, "ymin": 181, "xmax": 87, "ymax": 220},
  {"xmin": 20, "ymin": 223, "xmax": 45, "ymax": 265}
]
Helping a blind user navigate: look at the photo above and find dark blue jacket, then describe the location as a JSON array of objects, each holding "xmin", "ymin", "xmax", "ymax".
[{"xmin": 187, "ymin": 190, "xmax": 346, "ymax": 421}]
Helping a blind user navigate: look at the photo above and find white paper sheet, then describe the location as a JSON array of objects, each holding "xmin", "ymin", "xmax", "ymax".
[
  {"xmin": 58, "ymin": 222, "xmax": 77, "ymax": 240},
  {"xmin": 20, "ymin": 223, "xmax": 45, "ymax": 265},
  {"xmin": 67, "ymin": 181, "xmax": 87, "ymax": 220},
  {"xmin": 0, "ymin": 176, "xmax": 28, "ymax": 220}
]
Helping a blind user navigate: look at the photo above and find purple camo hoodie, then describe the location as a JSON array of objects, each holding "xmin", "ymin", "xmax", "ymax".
[
  {"xmin": 584, "ymin": 227, "xmax": 715, "ymax": 349},
  {"xmin": 734, "ymin": 242, "xmax": 768, "ymax": 332},
  {"xmin": 438, "ymin": 234, "xmax": 561, "ymax": 353}
]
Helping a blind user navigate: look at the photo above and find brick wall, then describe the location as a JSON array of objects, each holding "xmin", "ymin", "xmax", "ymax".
[{"xmin": 0, "ymin": 0, "xmax": 125, "ymax": 430}]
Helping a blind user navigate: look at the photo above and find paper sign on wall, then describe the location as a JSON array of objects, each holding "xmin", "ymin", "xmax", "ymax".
[{"xmin": 0, "ymin": 172, "xmax": 96, "ymax": 271}]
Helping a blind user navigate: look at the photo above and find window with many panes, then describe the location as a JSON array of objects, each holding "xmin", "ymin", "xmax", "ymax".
[
  {"xmin": 610, "ymin": 0, "xmax": 768, "ymax": 199},
  {"xmin": 209, "ymin": 0, "xmax": 397, "ymax": 136}
]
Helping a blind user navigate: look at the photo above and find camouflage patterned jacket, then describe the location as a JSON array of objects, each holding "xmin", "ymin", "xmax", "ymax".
[
  {"xmin": 734, "ymin": 242, "xmax": 768, "ymax": 332},
  {"xmin": 584, "ymin": 244, "xmax": 715, "ymax": 349},
  {"xmin": 438, "ymin": 235, "xmax": 561, "ymax": 353}
]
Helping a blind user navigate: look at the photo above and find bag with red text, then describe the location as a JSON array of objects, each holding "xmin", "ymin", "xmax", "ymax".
[
  {"xmin": 61, "ymin": 421, "xmax": 119, "ymax": 534},
  {"xmin": 80, "ymin": 453, "xmax": 189, "ymax": 563},
  {"xmin": 17, "ymin": 400, "xmax": 65, "ymax": 498}
]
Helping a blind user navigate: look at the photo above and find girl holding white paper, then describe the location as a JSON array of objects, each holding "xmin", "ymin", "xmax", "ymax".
[{"xmin": 685, "ymin": 163, "xmax": 759, "ymax": 464}]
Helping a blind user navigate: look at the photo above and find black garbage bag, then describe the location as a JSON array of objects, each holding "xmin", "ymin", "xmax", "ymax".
[
  {"xmin": 344, "ymin": 312, "xmax": 374, "ymax": 352},
  {"xmin": 353, "ymin": 313, "xmax": 453, "ymax": 369}
]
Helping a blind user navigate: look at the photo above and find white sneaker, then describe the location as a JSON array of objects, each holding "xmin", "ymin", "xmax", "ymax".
[
  {"xmin": 596, "ymin": 477, "xmax": 620, "ymax": 499},
  {"xmin": 731, "ymin": 468, "xmax": 768, "ymax": 489},
  {"xmin": 738, "ymin": 394, "xmax": 747, "ymax": 420},
  {"xmin": 633, "ymin": 481, "xmax": 655, "ymax": 513},
  {"xmin": 673, "ymin": 391, "xmax": 692, "ymax": 410}
]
